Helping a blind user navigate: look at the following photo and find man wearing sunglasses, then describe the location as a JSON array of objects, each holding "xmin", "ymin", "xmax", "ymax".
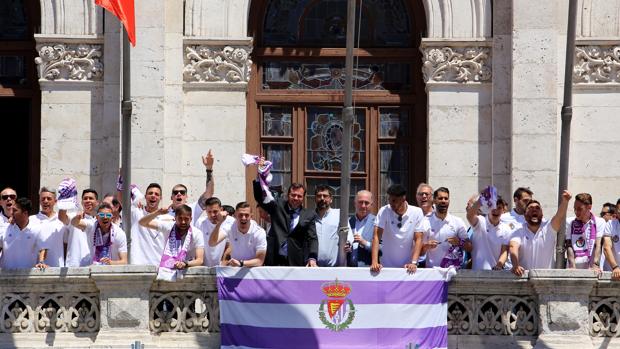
[
  {"xmin": 371, "ymin": 184, "xmax": 428, "ymax": 274},
  {"xmin": 0, "ymin": 197, "xmax": 49, "ymax": 269},
  {"xmin": 29, "ymin": 187, "xmax": 67, "ymax": 267},
  {"xmin": 0, "ymin": 187, "xmax": 17, "ymax": 224},
  {"xmin": 71, "ymin": 203, "xmax": 128, "ymax": 265}
]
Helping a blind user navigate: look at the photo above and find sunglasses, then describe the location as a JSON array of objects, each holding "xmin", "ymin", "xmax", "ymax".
[
  {"xmin": 172, "ymin": 190, "xmax": 187, "ymax": 195},
  {"xmin": 97, "ymin": 212, "xmax": 113, "ymax": 219},
  {"xmin": 1, "ymin": 194, "xmax": 16, "ymax": 201},
  {"xmin": 397, "ymin": 215, "xmax": 403, "ymax": 228}
]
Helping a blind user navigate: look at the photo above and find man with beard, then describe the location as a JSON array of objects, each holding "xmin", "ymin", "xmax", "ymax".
[
  {"xmin": 70, "ymin": 202, "xmax": 128, "ymax": 265},
  {"xmin": 61, "ymin": 189, "xmax": 100, "ymax": 267},
  {"xmin": 466, "ymin": 194, "xmax": 512, "ymax": 270},
  {"xmin": 371, "ymin": 184, "xmax": 427, "ymax": 274},
  {"xmin": 0, "ymin": 187, "xmax": 17, "ymax": 224},
  {"xmin": 29, "ymin": 187, "xmax": 67, "ymax": 267},
  {"xmin": 423, "ymin": 187, "xmax": 470, "ymax": 268},
  {"xmin": 501, "ymin": 187, "xmax": 533, "ymax": 231},
  {"xmin": 565, "ymin": 193, "xmax": 605, "ymax": 271},
  {"xmin": 313, "ymin": 185, "xmax": 351, "ymax": 267},
  {"xmin": 510, "ymin": 190, "xmax": 572, "ymax": 275},
  {"xmin": 209, "ymin": 202, "xmax": 267, "ymax": 267},
  {"xmin": 348, "ymin": 190, "xmax": 376, "ymax": 267},
  {"xmin": 197, "ymin": 197, "xmax": 234, "ymax": 266},
  {"xmin": 0, "ymin": 198, "xmax": 48, "ymax": 269},
  {"xmin": 415, "ymin": 183, "xmax": 434, "ymax": 217}
]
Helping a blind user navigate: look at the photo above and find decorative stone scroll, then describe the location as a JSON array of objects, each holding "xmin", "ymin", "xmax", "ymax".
[
  {"xmin": 573, "ymin": 46, "xmax": 620, "ymax": 84},
  {"xmin": 183, "ymin": 45, "xmax": 252, "ymax": 84},
  {"xmin": 448, "ymin": 294, "xmax": 538, "ymax": 336},
  {"xmin": 0, "ymin": 292, "xmax": 99, "ymax": 333},
  {"xmin": 35, "ymin": 44, "xmax": 103, "ymax": 81},
  {"xmin": 590, "ymin": 296, "xmax": 620, "ymax": 337},
  {"xmin": 150, "ymin": 291, "xmax": 219, "ymax": 333},
  {"xmin": 422, "ymin": 46, "xmax": 492, "ymax": 83}
]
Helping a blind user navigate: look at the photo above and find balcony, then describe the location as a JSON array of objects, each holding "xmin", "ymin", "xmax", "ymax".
[{"xmin": 0, "ymin": 266, "xmax": 618, "ymax": 348}]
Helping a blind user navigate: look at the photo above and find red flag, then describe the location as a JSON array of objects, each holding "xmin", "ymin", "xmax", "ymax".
[{"xmin": 96, "ymin": 0, "xmax": 136, "ymax": 46}]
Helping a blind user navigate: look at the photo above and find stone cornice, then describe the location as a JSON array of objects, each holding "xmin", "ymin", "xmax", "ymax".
[{"xmin": 421, "ymin": 42, "xmax": 492, "ymax": 84}]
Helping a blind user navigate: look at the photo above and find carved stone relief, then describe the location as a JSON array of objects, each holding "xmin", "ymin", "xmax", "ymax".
[
  {"xmin": 422, "ymin": 46, "xmax": 492, "ymax": 83},
  {"xmin": 183, "ymin": 45, "xmax": 252, "ymax": 84},
  {"xmin": 573, "ymin": 46, "xmax": 620, "ymax": 84},
  {"xmin": 35, "ymin": 44, "xmax": 104, "ymax": 81},
  {"xmin": 590, "ymin": 296, "xmax": 620, "ymax": 337},
  {"xmin": 150, "ymin": 291, "xmax": 219, "ymax": 333}
]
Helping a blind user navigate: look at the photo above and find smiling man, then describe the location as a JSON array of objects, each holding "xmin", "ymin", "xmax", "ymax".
[
  {"xmin": 128, "ymin": 183, "xmax": 169, "ymax": 266},
  {"xmin": 71, "ymin": 202, "xmax": 128, "ymax": 265},
  {"xmin": 565, "ymin": 193, "xmax": 605, "ymax": 271},
  {"xmin": 62, "ymin": 189, "xmax": 101, "ymax": 267},
  {"xmin": 0, "ymin": 187, "xmax": 17, "ymax": 224},
  {"xmin": 0, "ymin": 198, "xmax": 48, "ymax": 269},
  {"xmin": 29, "ymin": 187, "xmax": 67, "ymax": 267},
  {"xmin": 466, "ymin": 194, "xmax": 512, "ymax": 270}
]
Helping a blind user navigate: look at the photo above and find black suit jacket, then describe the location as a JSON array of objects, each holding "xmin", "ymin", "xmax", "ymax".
[{"xmin": 253, "ymin": 180, "xmax": 318, "ymax": 266}]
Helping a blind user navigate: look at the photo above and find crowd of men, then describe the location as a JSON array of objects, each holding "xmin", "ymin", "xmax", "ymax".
[{"xmin": 1, "ymin": 152, "xmax": 620, "ymax": 280}]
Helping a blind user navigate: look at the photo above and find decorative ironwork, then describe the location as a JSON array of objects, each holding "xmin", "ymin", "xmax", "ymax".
[
  {"xmin": 150, "ymin": 291, "xmax": 219, "ymax": 333},
  {"xmin": 590, "ymin": 297, "xmax": 620, "ymax": 337},
  {"xmin": 573, "ymin": 46, "xmax": 620, "ymax": 84},
  {"xmin": 306, "ymin": 108, "xmax": 365, "ymax": 172},
  {"xmin": 263, "ymin": 62, "xmax": 410, "ymax": 90},
  {"xmin": 0, "ymin": 292, "xmax": 99, "ymax": 333}
]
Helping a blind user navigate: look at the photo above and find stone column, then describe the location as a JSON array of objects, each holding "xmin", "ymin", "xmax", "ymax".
[
  {"xmin": 90, "ymin": 265, "xmax": 157, "ymax": 342},
  {"xmin": 529, "ymin": 269, "xmax": 597, "ymax": 348}
]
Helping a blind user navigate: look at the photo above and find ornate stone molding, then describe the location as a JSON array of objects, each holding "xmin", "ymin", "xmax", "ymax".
[
  {"xmin": 573, "ymin": 45, "xmax": 620, "ymax": 84},
  {"xmin": 150, "ymin": 291, "xmax": 219, "ymax": 333},
  {"xmin": 422, "ymin": 46, "xmax": 492, "ymax": 83},
  {"xmin": 422, "ymin": 0, "xmax": 492, "ymax": 39},
  {"xmin": 35, "ymin": 43, "xmax": 103, "ymax": 82},
  {"xmin": 183, "ymin": 43, "xmax": 252, "ymax": 88}
]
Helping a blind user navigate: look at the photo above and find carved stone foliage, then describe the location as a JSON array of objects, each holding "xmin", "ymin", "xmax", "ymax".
[
  {"xmin": 35, "ymin": 44, "xmax": 103, "ymax": 81},
  {"xmin": 150, "ymin": 291, "xmax": 219, "ymax": 333},
  {"xmin": 422, "ymin": 46, "xmax": 492, "ymax": 83},
  {"xmin": 574, "ymin": 46, "xmax": 620, "ymax": 84},
  {"xmin": 448, "ymin": 294, "xmax": 538, "ymax": 336},
  {"xmin": 0, "ymin": 292, "xmax": 99, "ymax": 333},
  {"xmin": 590, "ymin": 297, "xmax": 620, "ymax": 337},
  {"xmin": 183, "ymin": 45, "xmax": 252, "ymax": 83}
]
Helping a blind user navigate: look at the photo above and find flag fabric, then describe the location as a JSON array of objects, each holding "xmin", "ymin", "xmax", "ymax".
[
  {"xmin": 95, "ymin": 0, "xmax": 136, "ymax": 46},
  {"xmin": 216, "ymin": 266, "xmax": 455, "ymax": 349}
]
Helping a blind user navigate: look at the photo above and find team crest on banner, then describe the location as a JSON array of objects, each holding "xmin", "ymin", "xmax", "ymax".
[{"xmin": 318, "ymin": 279, "xmax": 355, "ymax": 331}]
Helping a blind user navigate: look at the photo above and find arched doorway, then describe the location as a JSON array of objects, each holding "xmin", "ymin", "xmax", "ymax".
[
  {"xmin": 246, "ymin": 0, "xmax": 427, "ymax": 210},
  {"xmin": 0, "ymin": 0, "xmax": 40, "ymax": 201}
]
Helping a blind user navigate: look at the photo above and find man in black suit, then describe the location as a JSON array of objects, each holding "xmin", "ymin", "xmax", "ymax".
[{"xmin": 253, "ymin": 175, "xmax": 318, "ymax": 267}]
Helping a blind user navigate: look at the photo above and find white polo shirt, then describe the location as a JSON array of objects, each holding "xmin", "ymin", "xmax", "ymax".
[
  {"xmin": 603, "ymin": 220, "xmax": 620, "ymax": 271},
  {"xmin": 316, "ymin": 208, "xmax": 352, "ymax": 267},
  {"xmin": 30, "ymin": 212, "xmax": 67, "ymax": 267},
  {"xmin": 129, "ymin": 206, "xmax": 167, "ymax": 266},
  {"xmin": 500, "ymin": 209, "xmax": 525, "ymax": 232},
  {"xmin": 65, "ymin": 214, "xmax": 96, "ymax": 267},
  {"xmin": 0, "ymin": 221, "xmax": 46, "ymax": 269},
  {"xmin": 470, "ymin": 215, "xmax": 512, "ymax": 270},
  {"xmin": 375, "ymin": 204, "xmax": 427, "ymax": 268},
  {"xmin": 566, "ymin": 215, "xmax": 606, "ymax": 268},
  {"xmin": 82, "ymin": 221, "xmax": 128, "ymax": 264},
  {"xmin": 510, "ymin": 222, "xmax": 557, "ymax": 269},
  {"xmin": 197, "ymin": 215, "xmax": 234, "ymax": 267},
  {"xmin": 220, "ymin": 220, "xmax": 267, "ymax": 262},
  {"xmin": 425, "ymin": 213, "xmax": 468, "ymax": 268},
  {"xmin": 156, "ymin": 221, "xmax": 205, "ymax": 262}
]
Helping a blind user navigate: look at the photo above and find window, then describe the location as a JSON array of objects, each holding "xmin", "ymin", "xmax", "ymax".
[{"xmin": 247, "ymin": 0, "xmax": 427, "ymax": 212}]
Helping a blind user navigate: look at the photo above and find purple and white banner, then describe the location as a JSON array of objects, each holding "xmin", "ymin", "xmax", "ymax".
[{"xmin": 216, "ymin": 267, "xmax": 455, "ymax": 349}]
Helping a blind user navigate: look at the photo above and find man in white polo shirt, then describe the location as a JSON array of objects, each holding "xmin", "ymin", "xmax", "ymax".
[
  {"xmin": 197, "ymin": 197, "xmax": 234, "ymax": 266},
  {"xmin": 0, "ymin": 198, "xmax": 49, "ymax": 269},
  {"xmin": 371, "ymin": 184, "xmax": 427, "ymax": 274},
  {"xmin": 466, "ymin": 194, "xmax": 512, "ymax": 270},
  {"xmin": 602, "ymin": 213, "xmax": 620, "ymax": 279},
  {"xmin": 71, "ymin": 202, "xmax": 128, "ymax": 265},
  {"xmin": 423, "ymin": 187, "xmax": 470, "ymax": 268},
  {"xmin": 61, "ymin": 189, "xmax": 100, "ymax": 267},
  {"xmin": 313, "ymin": 185, "xmax": 351, "ymax": 267},
  {"xmin": 510, "ymin": 190, "xmax": 571, "ymax": 275},
  {"xmin": 209, "ymin": 202, "xmax": 267, "ymax": 267},
  {"xmin": 565, "ymin": 193, "xmax": 605, "ymax": 271},
  {"xmin": 501, "ymin": 187, "xmax": 533, "ymax": 231},
  {"xmin": 128, "ymin": 183, "xmax": 168, "ymax": 266},
  {"xmin": 29, "ymin": 187, "xmax": 67, "ymax": 267}
]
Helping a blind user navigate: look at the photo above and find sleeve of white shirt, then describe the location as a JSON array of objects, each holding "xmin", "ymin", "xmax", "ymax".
[
  {"xmin": 191, "ymin": 201, "xmax": 203, "ymax": 224},
  {"xmin": 375, "ymin": 206, "xmax": 386, "ymax": 229},
  {"xmin": 192, "ymin": 227, "xmax": 205, "ymax": 248},
  {"xmin": 256, "ymin": 227, "xmax": 267, "ymax": 252},
  {"xmin": 413, "ymin": 212, "xmax": 425, "ymax": 233},
  {"xmin": 83, "ymin": 219, "xmax": 95, "ymax": 232},
  {"xmin": 456, "ymin": 218, "xmax": 469, "ymax": 240},
  {"xmin": 595, "ymin": 218, "xmax": 606, "ymax": 239},
  {"xmin": 510, "ymin": 230, "xmax": 522, "ymax": 246},
  {"xmin": 115, "ymin": 229, "xmax": 128, "ymax": 253},
  {"xmin": 156, "ymin": 221, "xmax": 175, "ymax": 234},
  {"xmin": 35, "ymin": 227, "xmax": 50, "ymax": 252},
  {"xmin": 603, "ymin": 220, "xmax": 613, "ymax": 237}
]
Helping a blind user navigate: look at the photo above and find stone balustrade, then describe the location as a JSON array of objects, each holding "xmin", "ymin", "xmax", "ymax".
[{"xmin": 0, "ymin": 266, "xmax": 619, "ymax": 348}]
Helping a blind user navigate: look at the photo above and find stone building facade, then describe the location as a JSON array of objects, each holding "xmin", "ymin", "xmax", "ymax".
[{"xmin": 2, "ymin": 0, "xmax": 620, "ymax": 215}]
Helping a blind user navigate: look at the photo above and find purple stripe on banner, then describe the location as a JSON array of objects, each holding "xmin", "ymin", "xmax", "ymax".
[
  {"xmin": 221, "ymin": 324, "xmax": 447, "ymax": 349},
  {"xmin": 217, "ymin": 277, "xmax": 447, "ymax": 305}
]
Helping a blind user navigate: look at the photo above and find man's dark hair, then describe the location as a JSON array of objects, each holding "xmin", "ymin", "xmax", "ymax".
[
  {"xmin": 235, "ymin": 201, "xmax": 251, "ymax": 210},
  {"xmin": 617, "ymin": 198, "xmax": 620, "ymax": 206},
  {"xmin": 433, "ymin": 187, "xmax": 450, "ymax": 199},
  {"xmin": 222, "ymin": 205, "xmax": 235, "ymax": 215},
  {"xmin": 82, "ymin": 189, "xmax": 99, "ymax": 200},
  {"xmin": 602, "ymin": 202, "xmax": 617, "ymax": 216},
  {"xmin": 525, "ymin": 200, "xmax": 542, "ymax": 209},
  {"xmin": 14, "ymin": 197, "xmax": 32, "ymax": 215},
  {"xmin": 386, "ymin": 184, "xmax": 407, "ymax": 197},
  {"xmin": 496, "ymin": 196, "xmax": 508, "ymax": 208},
  {"xmin": 175, "ymin": 204, "xmax": 192, "ymax": 216},
  {"xmin": 513, "ymin": 187, "xmax": 533, "ymax": 200},
  {"xmin": 171, "ymin": 184, "xmax": 188, "ymax": 194},
  {"xmin": 575, "ymin": 193, "xmax": 593, "ymax": 206},
  {"xmin": 205, "ymin": 197, "xmax": 222, "ymax": 207},
  {"xmin": 288, "ymin": 182, "xmax": 306, "ymax": 195},
  {"xmin": 97, "ymin": 202, "xmax": 113, "ymax": 212},
  {"xmin": 146, "ymin": 183, "xmax": 162, "ymax": 193},
  {"xmin": 314, "ymin": 184, "xmax": 334, "ymax": 197}
]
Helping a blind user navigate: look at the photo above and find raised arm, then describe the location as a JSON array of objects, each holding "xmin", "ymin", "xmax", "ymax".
[
  {"xmin": 70, "ymin": 212, "xmax": 87, "ymax": 231},
  {"xmin": 466, "ymin": 194, "xmax": 480, "ymax": 227},
  {"xmin": 550, "ymin": 190, "xmax": 572, "ymax": 232},
  {"xmin": 509, "ymin": 239, "xmax": 524, "ymax": 276},
  {"xmin": 58, "ymin": 209, "xmax": 69, "ymax": 226},
  {"xmin": 139, "ymin": 207, "xmax": 169, "ymax": 230},
  {"xmin": 208, "ymin": 211, "xmax": 229, "ymax": 247},
  {"xmin": 198, "ymin": 150, "xmax": 215, "ymax": 209}
]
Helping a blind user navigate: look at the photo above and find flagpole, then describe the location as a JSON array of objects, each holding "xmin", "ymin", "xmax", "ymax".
[{"xmin": 121, "ymin": 26, "xmax": 133, "ymax": 257}]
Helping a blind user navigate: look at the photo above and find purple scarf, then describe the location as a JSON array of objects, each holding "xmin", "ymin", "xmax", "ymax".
[
  {"xmin": 571, "ymin": 212, "xmax": 597, "ymax": 265},
  {"xmin": 93, "ymin": 222, "xmax": 114, "ymax": 264},
  {"xmin": 159, "ymin": 225, "xmax": 193, "ymax": 269}
]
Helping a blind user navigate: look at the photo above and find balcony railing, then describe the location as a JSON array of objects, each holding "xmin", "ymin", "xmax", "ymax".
[{"xmin": 0, "ymin": 266, "xmax": 618, "ymax": 348}]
